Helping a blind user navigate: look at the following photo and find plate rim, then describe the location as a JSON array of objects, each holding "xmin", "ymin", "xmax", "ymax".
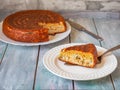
[
  {"xmin": 0, "ymin": 21, "xmax": 71, "ymax": 46},
  {"xmin": 43, "ymin": 43, "xmax": 118, "ymax": 80}
]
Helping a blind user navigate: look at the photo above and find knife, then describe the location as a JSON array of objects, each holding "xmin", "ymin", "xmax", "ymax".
[{"xmin": 66, "ymin": 19, "xmax": 103, "ymax": 41}]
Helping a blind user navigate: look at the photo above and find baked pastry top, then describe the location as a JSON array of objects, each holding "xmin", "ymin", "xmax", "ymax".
[
  {"xmin": 58, "ymin": 43, "xmax": 98, "ymax": 68},
  {"xmin": 2, "ymin": 10, "xmax": 66, "ymax": 42}
]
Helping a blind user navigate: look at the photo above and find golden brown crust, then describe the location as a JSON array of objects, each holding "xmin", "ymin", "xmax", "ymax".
[
  {"xmin": 63, "ymin": 44, "xmax": 98, "ymax": 65},
  {"xmin": 62, "ymin": 44, "xmax": 96, "ymax": 52},
  {"xmin": 3, "ymin": 23, "xmax": 49, "ymax": 42},
  {"xmin": 59, "ymin": 44, "xmax": 98, "ymax": 68},
  {"xmin": 2, "ymin": 10, "xmax": 66, "ymax": 42}
]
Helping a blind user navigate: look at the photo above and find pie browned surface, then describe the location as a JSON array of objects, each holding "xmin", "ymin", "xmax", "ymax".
[
  {"xmin": 2, "ymin": 10, "xmax": 66, "ymax": 42},
  {"xmin": 58, "ymin": 43, "xmax": 98, "ymax": 68}
]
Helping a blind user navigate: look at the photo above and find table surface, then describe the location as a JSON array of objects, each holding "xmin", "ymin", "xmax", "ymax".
[{"xmin": 0, "ymin": 17, "xmax": 120, "ymax": 90}]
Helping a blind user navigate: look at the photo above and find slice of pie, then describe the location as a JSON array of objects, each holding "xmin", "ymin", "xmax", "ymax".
[{"xmin": 58, "ymin": 43, "xmax": 98, "ymax": 68}]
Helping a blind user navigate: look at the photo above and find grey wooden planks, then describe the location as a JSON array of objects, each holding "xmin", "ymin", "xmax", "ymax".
[
  {"xmin": 70, "ymin": 18, "xmax": 100, "ymax": 45},
  {"xmin": 0, "ymin": 42, "xmax": 7, "ymax": 63},
  {"xmin": 0, "ymin": 17, "xmax": 120, "ymax": 90},
  {"xmin": 69, "ymin": 18, "xmax": 114, "ymax": 90},
  {"xmin": 0, "ymin": 45, "xmax": 39, "ymax": 90},
  {"xmin": 34, "ymin": 37, "xmax": 73, "ymax": 90},
  {"xmin": 94, "ymin": 19, "xmax": 120, "ymax": 90}
]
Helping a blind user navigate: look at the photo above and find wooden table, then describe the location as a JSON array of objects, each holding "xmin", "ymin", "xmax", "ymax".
[{"xmin": 0, "ymin": 18, "xmax": 120, "ymax": 90}]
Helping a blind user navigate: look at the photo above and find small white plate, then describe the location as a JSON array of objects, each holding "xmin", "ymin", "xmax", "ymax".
[
  {"xmin": 0, "ymin": 22, "xmax": 71, "ymax": 46},
  {"xmin": 43, "ymin": 43, "xmax": 118, "ymax": 80}
]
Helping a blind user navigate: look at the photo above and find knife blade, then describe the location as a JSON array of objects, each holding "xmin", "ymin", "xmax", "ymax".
[{"xmin": 66, "ymin": 19, "xmax": 103, "ymax": 41}]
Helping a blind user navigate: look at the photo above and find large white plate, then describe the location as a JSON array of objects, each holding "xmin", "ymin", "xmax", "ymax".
[
  {"xmin": 0, "ymin": 22, "xmax": 71, "ymax": 46},
  {"xmin": 43, "ymin": 43, "xmax": 118, "ymax": 80}
]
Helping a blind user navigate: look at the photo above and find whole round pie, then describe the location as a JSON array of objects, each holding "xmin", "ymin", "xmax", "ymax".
[{"xmin": 2, "ymin": 10, "xmax": 66, "ymax": 42}]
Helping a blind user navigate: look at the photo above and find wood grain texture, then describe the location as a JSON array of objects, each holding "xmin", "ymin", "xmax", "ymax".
[
  {"xmin": 0, "ymin": 0, "xmax": 38, "ymax": 21},
  {"xmin": 94, "ymin": 19, "xmax": 120, "ymax": 90},
  {"xmin": 0, "ymin": 42, "xmax": 7, "ymax": 63},
  {"xmin": 69, "ymin": 18, "xmax": 114, "ymax": 89},
  {"xmin": 37, "ymin": 0, "xmax": 120, "ymax": 12},
  {"xmin": 38, "ymin": 0, "xmax": 86, "ymax": 11},
  {"xmin": 34, "ymin": 38, "xmax": 73, "ymax": 90},
  {"xmin": 25, "ymin": 0, "xmax": 38, "ymax": 9},
  {"xmin": 0, "ymin": 0, "xmax": 38, "ymax": 10},
  {"xmin": 0, "ymin": 9, "xmax": 120, "ymax": 89},
  {"xmin": 0, "ymin": 45, "xmax": 39, "ymax": 90},
  {"xmin": 70, "ymin": 18, "xmax": 99, "ymax": 45},
  {"xmin": 60, "ymin": 11, "xmax": 120, "ymax": 19},
  {"xmin": 1, "ymin": 0, "xmax": 120, "ymax": 20}
]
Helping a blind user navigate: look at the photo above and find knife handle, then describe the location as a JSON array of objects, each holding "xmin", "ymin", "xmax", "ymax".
[{"xmin": 67, "ymin": 19, "xmax": 103, "ymax": 41}]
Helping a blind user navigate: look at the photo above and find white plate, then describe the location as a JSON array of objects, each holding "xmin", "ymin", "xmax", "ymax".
[
  {"xmin": 0, "ymin": 22, "xmax": 71, "ymax": 46},
  {"xmin": 43, "ymin": 43, "xmax": 118, "ymax": 80}
]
